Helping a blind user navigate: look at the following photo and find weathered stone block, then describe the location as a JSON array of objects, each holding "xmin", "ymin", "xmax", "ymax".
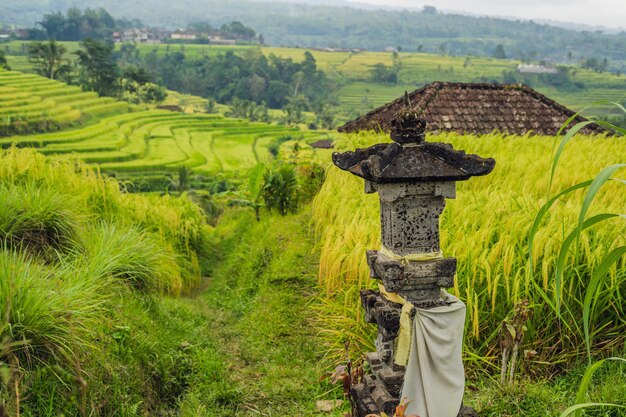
[
  {"xmin": 366, "ymin": 250, "xmax": 456, "ymax": 306},
  {"xmin": 350, "ymin": 383, "xmax": 380, "ymax": 417},
  {"xmin": 366, "ymin": 352, "xmax": 404, "ymax": 397},
  {"xmin": 366, "ymin": 374, "xmax": 399, "ymax": 416},
  {"xmin": 377, "ymin": 181, "xmax": 455, "ymax": 256}
]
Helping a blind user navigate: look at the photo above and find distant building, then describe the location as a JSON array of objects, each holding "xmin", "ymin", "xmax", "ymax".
[
  {"xmin": 113, "ymin": 28, "xmax": 170, "ymax": 43},
  {"xmin": 517, "ymin": 64, "xmax": 559, "ymax": 74},
  {"xmin": 339, "ymin": 82, "xmax": 606, "ymax": 136},
  {"xmin": 208, "ymin": 35, "xmax": 236, "ymax": 45},
  {"xmin": 12, "ymin": 29, "xmax": 29, "ymax": 39},
  {"xmin": 171, "ymin": 30, "xmax": 198, "ymax": 41}
]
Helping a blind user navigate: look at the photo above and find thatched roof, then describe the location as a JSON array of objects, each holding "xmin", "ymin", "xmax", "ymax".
[{"xmin": 338, "ymin": 82, "xmax": 607, "ymax": 136}]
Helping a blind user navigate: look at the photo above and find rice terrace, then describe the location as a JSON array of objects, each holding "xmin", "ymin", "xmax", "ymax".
[{"xmin": 0, "ymin": 1, "xmax": 626, "ymax": 417}]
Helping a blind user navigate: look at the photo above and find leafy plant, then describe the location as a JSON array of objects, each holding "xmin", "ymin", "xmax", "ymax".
[
  {"xmin": 560, "ymin": 358, "xmax": 626, "ymax": 417},
  {"xmin": 247, "ymin": 163, "xmax": 266, "ymax": 220},
  {"xmin": 262, "ymin": 162, "xmax": 299, "ymax": 215},
  {"xmin": 529, "ymin": 111, "xmax": 626, "ymax": 363}
]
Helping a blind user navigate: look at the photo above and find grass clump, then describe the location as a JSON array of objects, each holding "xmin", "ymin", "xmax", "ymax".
[
  {"xmin": 0, "ymin": 182, "xmax": 83, "ymax": 258},
  {"xmin": 0, "ymin": 146, "xmax": 213, "ymax": 415},
  {"xmin": 80, "ymin": 223, "xmax": 182, "ymax": 293},
  {"xmin": 0, "ymin": 251, "xmax": 102, "ymax": 368}
]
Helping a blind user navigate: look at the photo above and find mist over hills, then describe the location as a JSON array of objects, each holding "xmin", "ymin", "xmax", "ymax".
[{"xmin": 2, "ymin": 0, "xmax": 626, "ymax": 69}]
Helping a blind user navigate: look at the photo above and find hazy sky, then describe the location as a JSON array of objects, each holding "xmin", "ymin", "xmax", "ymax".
[{"xmin": 345, "ymin": 0, "xmax": 626, "ymax": 29}]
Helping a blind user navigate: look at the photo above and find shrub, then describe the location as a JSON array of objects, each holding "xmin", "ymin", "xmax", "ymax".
[{"xmin": 262, "ymin": 162, "xmax": 299, "ymax": 215}]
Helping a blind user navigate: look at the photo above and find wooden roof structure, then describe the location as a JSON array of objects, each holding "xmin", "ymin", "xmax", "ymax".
[{"xmin": 338, "ymin": 82, "xmax": 607, "ymax": 136}]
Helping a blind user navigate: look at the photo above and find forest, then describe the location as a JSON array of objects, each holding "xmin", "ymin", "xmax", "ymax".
[{"xmin": 3, "ymin": 0, "xmax": 626, "ymax": 71}]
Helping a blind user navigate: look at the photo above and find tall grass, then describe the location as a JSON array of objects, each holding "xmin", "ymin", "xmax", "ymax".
[
  {"xmin": 0, "ymin": 146, "xmax": 213, "ymax": 413},
  {"xmin": 0, "ymin": 250, "xmax": 105, "ymax": 368},
  {"xmin": 312, "ymin": 130, "xmax": 626, "ymax": 367},
  {"xmin": 0, "ymin": 181, "xmax": 83, "ymax": 259}
]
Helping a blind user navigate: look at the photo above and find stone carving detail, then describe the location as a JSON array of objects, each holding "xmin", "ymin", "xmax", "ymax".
[{"xmin": 333, "ymin": 107, "xmax": 494, "ymax": 417}]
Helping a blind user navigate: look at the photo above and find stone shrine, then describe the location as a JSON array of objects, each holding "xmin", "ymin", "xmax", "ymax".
[{"xmin": 332, "ymin": 100, "xmax": 495, "ymax": 417}]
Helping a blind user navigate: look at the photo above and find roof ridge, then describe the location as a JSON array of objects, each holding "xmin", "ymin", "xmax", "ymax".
[
  {"xmin": 337, "ymin": 81, "xmax": 608, "ymax": 135},
  {"xmin": 414, "ymin": 82, "xmax": 441, "ymax": 116},
  {"xmin": 338, "ymin": 83, "xmax": 433, "ymax": 133}
]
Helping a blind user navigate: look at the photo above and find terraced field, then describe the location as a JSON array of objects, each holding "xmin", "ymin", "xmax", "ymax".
[
  {"xmin": 0, "ymin": 69, "xmax": 335, "ymax": 180},
  {"xmin": 5, "ymin": 41, "xmax": 626, "ymax": 118},
  {"xmin": 0, "ymin": 70, "xmax": 132, "ymax": 135}
]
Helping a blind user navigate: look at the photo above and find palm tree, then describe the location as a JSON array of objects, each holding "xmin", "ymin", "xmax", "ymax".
[{"xmin": 27, "ymin": 40, "xmax": 70, "ymax": 80}]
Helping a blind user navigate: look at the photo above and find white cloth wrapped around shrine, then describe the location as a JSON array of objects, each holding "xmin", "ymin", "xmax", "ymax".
[{"xmin": 401, "ymin": 292, "xmax": 466, "ymax": 417}]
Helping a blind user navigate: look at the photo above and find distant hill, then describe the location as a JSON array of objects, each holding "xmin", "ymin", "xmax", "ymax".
[{"xmin": 2, "ymin": 0, "xmax": 626, "ymax": 71}]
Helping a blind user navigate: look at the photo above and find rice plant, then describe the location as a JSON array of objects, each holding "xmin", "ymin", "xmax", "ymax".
[{"xmin": 312, "ymin": 129, "xmax": 626, "ymax": 367}]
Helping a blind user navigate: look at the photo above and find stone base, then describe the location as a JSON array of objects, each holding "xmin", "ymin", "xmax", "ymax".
[
  {"xmin": 350, "ymin": 382, "xmax": 380, "ymax": 417},
  {"xmin": 366, "ymin": 250, "xmax": 456, "ymax": 307},
  {"xmin": 351, "ymin": 352, "xmax": 475, "ymax": 417},
  {"xmin": 366, "ymin": 352, "xmax": 404, "ymax": 397},
  {"xmin": 350, "ymin": 382, "xmax": 477, "ymax": 417}
]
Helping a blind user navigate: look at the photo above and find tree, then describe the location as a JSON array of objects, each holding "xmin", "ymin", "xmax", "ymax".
[
  {"xmin": 37, "ymin": 7, "xmax": 124, "ymax": 41},
  {"xmin": 315, "ymin": 105, "xmax": 335, "ymax": 130},
  {"xmin": 493, "ymin": 44, "xmax": 506, "ymax": 59},
  {"xmin": 27, "ymin": 41, "xmax": 70, "ymax": 80},
  {"xmin": 220, "ymin": 21, "xmax": 256, "ymax": 40},
  {"xmin": 581, "ymin": 57, "xmax": 608, "ymax": 73},
  {"xmin": 370, "ymin": 63, "xmax": 398, "ymax": 84},
  {"xmin": 281, "ymin": 95, "xmax": 308, "ymax": 126},
  {"xmin": 0, "ymin": 51, "xmax": 9, "ymax": 70},
  {"xmin": 177, "ymin": 165, "xmax": 191, "ymax": 192},
  {"xmin": 75, "ymin": 39, "xmax": 120, "ymax": 97}
]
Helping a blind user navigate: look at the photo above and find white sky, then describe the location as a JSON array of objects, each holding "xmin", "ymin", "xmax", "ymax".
[{"xmin": 345, "ymin": 0, "xmax": 626, "ymax": 30}]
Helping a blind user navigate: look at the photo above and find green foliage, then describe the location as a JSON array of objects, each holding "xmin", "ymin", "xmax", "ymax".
[
  {"xmin": 177, "ymin": 164, "xmax": 191, "ymax": 192},
  {"xmin": 0, "ymin": 251, "xmax": 104, "ymax": 368},
  {"xmin": 246, "ymin": 162, "xmax": 266, "ymax": 220},
  {"xmin": 370, "ymin": 63, "xmax": 399, "ymax": 84},
  {"xmin": 0, "ymin": 181, "xmax": 83, "ymax": 259},
  {"xmin": 582, "ymin": 57, "xmax": 609, "ymax": 73},
  {"xmin": 493, "ymin": 44, "xmax": 506, "ymax": 59},
  {"xmin": 281, "ymin": 94, "xmax": 308, "ymax": 125},
  {"xmin": 37, "ymin": 7, "xmax": 140, "ymax": 41},
  {"xmin": 27, "ymin": 40, "xmax": 71, "ymax": 80},
  {"xmin": 0, "ymin": 146, "xmax": 214, "ymax": 414},
  {"xmin": 142, "ymin": 48, "xmax": 330, "ymax": 111},
  {"xmin": 227, "ymin": 97, "xmax": 270, "ymax": 122},
  {"xmin": 120, "ymin": 79, "xmax": 167, "ymax": 104},
  {"xmin": 80, "ymin": 223, "xmax": 182, "ymax": 293},
  {"xmin": 219, "ymin": 21, "xmax": 256, "ymax": 40},
  {"xmin": 267, "ymin": 135, "xmax": 295, "ymax": 158},
  {"xmin": 262, "ymin": 162, "xmax": 299, "ymax": 215},
  {"xmin": 565, "ymin": 358, "xmax": 626, "ymax": 417},
  {"xmin": 0, "ymin": 51, "xmax": 9, "ymax": 70},
  {"xmin": 75, "ymin": 39, "xmax": 120, "ymax": 97}
]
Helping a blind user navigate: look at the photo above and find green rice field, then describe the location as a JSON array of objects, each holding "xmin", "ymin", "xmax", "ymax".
[
  {"xmin": 4, "ymin": 41, "xmax": 626, "ymax": 117},
  {"xmin": 0, "ymin": 69, "xmax": 334, "ymax": 178}
]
